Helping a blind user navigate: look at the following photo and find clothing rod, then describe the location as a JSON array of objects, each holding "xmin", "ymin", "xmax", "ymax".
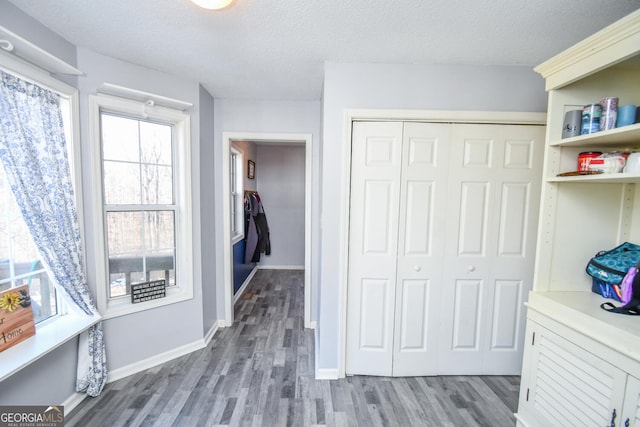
[{"xmin": 244, "ymin": 190, "xmax": 259, "ymax": 195}]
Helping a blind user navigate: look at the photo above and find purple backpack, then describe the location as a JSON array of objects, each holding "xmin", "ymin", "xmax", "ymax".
[{"xmin": 601, "ymin": 262, "xmax": 640, "ymax": 315}]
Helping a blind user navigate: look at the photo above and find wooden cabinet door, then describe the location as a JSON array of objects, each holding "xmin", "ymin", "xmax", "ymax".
[
  {"xmin": 522, "ymin": 323, "xmax": 627, "ymax": 427},
  {"xmin": 622, "ymin": 375, "xmax": 640, "ymax": 427}
]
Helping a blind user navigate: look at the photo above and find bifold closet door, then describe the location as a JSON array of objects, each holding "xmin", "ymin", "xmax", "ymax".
[
  {"xmin": 346, "ymin": 121, "xmax": 403, "ymax": 376},
  {"xmin": 391, "ymin": 122, "xmax": 450, "ymax": 376},
  {"xmin": 438, "ymin": 124, "xmax": 544, "ymax": 375},
  {"xmin": 346, "ymin": 121, "xmax": 543, "ymax": 377},
  {"xmin": 346, "ymin": 121, "xmax": 449, "ymax": 376}
]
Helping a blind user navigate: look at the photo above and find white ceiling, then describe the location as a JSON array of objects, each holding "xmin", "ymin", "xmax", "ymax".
[{"xmin": 8, "ymin": 0, "xmax": 640, "ymax": 101}]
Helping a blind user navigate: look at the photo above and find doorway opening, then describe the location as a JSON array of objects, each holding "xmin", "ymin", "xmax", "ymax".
[{"xmin": 221, "ymin": 132, "xmax": 313, "ymax": 328}]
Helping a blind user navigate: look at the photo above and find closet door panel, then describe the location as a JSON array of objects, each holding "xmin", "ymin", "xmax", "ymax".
[
  {"xmin": 490, "ymin": 279, "xmax": 522, "ymax": 350},
  {"xmin": 398, "ymin": 279, "xmax": 430, "ymax": 350},
  {"xmin": 451, "ymin": 279, "xmax": 483, "ymax": 350},
  {"xmin": 458, "ymin": 182, "xmax": 490, "ymax": 255},
  {"xmin": 439, "ymin": 124, "xmax": 544, "ymax": 374},
  {"xmin": 393, "ymin": 122, "xmax": 450, "ymax": 376},
  {"xmin": 362, "ymin": 180, "xmax": 394, "ymax": 254},
  {"xmin": 485, "ymin": 125, "xmax": 544, "ymax": 373},
  {"xmin": 346, "ymin": 121, "xmax": 403, "ymax": 376}
]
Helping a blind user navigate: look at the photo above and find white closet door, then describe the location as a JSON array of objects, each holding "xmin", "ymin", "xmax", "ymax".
[
  {"xmin": 392, "ymin": 122, "xmax": 450, "ymax": 376},
  {"xmin": 438, "ymin": 124, "xmax": 544, "ymax": 374},
  {"xmin": 346, "ymin": 121, "xmax": 403, "ymax": 376}
]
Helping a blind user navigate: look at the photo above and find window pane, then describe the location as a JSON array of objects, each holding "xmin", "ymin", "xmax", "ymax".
[
  {"xmin": 0, "ymin": 166, "xmax": 57, "ymax": 323},
  {"xmin": 101, "ymin": 114, "xmax": 140, "ymax": 162},
  {"xmin": 140, "ymin": 121, "xmax": 172, "ymax": 165},
  {"xmin": 102, "ymin": 114, "xmax": 174, "ymax": 206},
  {"xmin": 142, "ymin": 164, "xmax": 173, "ymax": 204},
  {"xmin": 106, "ymin": 211, "xmax": 144, "ymax": 254},
  {"xmin": 15, "ymin": 270, "xmax": 56, "ymax": 324},
  {"xmin": 103, "ymin": 161, "xmax": 141, "ymax": 205},
  {"xmin": 106, "ymin": 210, "xmax": 176, "ymax": 298}
]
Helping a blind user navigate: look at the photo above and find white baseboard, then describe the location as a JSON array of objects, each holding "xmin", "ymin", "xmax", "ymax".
[
  {"xmin": 315, "ymin": 367, "xmax": 339, "ymax": 380},
  {"xmin": 233, "ymin": 266, "xmax": 259, "ymax": 304},
  {"xmin": 305, "ymin": 320, "xmax": 317, "ymax": 330},
  {"xmin": 313, "ymin": 328, "xmax": 338, "ymax": 380},
  {"xmin": 106, "ymin": 338, "xmax": 206, "ymax": 384},
  {"xmin": 62, "ymin": 391, "xmax": 87, "ymax": 414},
  {"xmin": 204, "ymin": 320, "xmax": 221, "ymax": 346},
  {"xmin": 257, "ymin": 265, "xmax": 304, "ymax": 270}
]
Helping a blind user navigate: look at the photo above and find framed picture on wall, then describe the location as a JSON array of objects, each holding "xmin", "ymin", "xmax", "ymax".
[{"xmin": 248, "ymin": 160, "xmax": 255, "ymax": 179}]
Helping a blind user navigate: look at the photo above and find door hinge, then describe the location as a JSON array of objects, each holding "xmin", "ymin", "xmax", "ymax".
[
  {"xmin": 531, "ymin": 331, "xmax": 536, "ymax": 346},
  {"xmin": 526, "ymin": 388, "xmax": 530, "ymax": 402}
]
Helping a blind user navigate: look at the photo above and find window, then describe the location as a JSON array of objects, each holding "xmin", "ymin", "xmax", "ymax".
[
  {"xmin": 0, "ymin": 165, "xmax": 58, "ymax": 324},
  {"xmin": 0, "ymin": 79, "xmax": 75, "ymax": 327},
  {"xmin": 89, "ymin": 94, "xmax": 193, "ymax": 318},
  {"xmin": 230, "ymin": 147, "xmax": 243, "ymax": 242}
]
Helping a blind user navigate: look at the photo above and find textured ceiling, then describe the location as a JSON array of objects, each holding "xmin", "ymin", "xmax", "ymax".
[{"xmin": 8, "ymin": 0, "xmax": 640, "ymax": 100}]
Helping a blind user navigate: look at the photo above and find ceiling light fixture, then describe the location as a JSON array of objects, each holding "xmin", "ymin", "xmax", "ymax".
[{"xmin": 190, "ymin": 0, "xmax": 234, "ymax": 10}]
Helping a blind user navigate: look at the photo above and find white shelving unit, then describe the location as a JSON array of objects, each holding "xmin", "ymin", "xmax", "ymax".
[{"xmin": 516, "ymin": 10, "xmax": 640, "ymax": 427}]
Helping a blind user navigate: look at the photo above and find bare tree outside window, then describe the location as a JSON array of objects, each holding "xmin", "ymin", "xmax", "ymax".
[{"xmin": 101, "ymin": 114, "xmax": 176, "ymax": 298}]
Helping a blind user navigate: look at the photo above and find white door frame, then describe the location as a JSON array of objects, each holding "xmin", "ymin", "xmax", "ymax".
[
  {"xmin": 338, "ymin": 109, "xmax": 547, "ymax": 378},
  {"xmin": 222, "ymin": 132, "xmax": 313, "ymax": 328}
]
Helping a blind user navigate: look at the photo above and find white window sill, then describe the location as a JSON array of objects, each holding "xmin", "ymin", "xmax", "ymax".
[
  {"xmin": 0, "ymin": 310, "xmax": 101, "ymax": 382},
  {"xmin": 99, "ymin": 285, "xmax": 193, "ymax": 320}
]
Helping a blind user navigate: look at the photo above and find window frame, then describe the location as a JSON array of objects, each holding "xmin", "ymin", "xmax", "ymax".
[
  {"xmin": 230, "ymin": 146, "xmax": 244, "ymax": 244},
  {"xmin": 89, "ymin": 93, "xmax": 193, "ymax": 319}
]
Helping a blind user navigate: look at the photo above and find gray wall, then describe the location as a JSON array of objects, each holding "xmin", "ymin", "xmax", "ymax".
[
  {"xmin": 256, "ymin": 145, "xmax": 306, "ymax": 267},
  {"xmin": 316, "ymin": 61, "xmax": 549, "ymax": 371},
  {"xmin": 199, "ymin": 84, "xmax": 217, "ymax": 336},
  {"xmin": 213, "ymin": 99, "xmax": 321, "ymax": 322}
]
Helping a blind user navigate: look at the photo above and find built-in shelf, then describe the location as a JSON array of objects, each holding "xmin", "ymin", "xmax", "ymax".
[
  {"xmin": 551, "ymin": 123, "xmax": 640, "ymax": 148},
  {"xmin": 547, "ymin": 172, "xmax": 640, "ymax": 184}
]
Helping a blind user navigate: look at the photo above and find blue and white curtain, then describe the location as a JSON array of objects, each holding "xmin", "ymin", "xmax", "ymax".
[{"xmin": 0, "ymin": 71, "xmax": 107, "ymax": 396}]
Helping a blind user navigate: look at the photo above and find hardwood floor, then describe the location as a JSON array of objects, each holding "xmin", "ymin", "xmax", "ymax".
[{"xmin": 67, "ymin": 270, "xmax": 520, "ymax": 426}]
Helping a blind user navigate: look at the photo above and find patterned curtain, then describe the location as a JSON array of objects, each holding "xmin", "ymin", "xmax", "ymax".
[{"xmin": 0, "ymin": 71, "xmax": 107, "ymax": 396}]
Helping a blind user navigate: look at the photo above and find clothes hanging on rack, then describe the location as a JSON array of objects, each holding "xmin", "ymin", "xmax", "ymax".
[{"xmin": 244, "ymin": 191, "xmax": 271, "ymax": 263}]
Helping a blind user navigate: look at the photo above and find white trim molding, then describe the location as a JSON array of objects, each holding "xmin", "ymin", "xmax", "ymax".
[
  {"xmin": 88, "ymin": 93, "xmax": 194, "ymax": 319},
  {"xmin": 0, "ymin": 25, "xmax": 82, "ymax": 75},
  {"xmin": 534, "ymin": 9, "xmax": 640, "ymax": 90},
  {"xmin": 221, "ymin": 132, "xmax": 314, "ymax": 329},
  {"xmin": 107, "ymin": 338, "xmax": 207, "ymax": 384}
]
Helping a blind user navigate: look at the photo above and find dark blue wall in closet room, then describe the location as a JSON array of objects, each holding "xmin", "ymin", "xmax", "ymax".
[{"xmin": 233, "ymin": 240, "xmax": 255, "ymax": 294}]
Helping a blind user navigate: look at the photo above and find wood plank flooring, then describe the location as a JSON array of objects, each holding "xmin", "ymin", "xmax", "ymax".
[{"xmin": 67, "ymin": 270, "xmax": 520, "ymax": 426}]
